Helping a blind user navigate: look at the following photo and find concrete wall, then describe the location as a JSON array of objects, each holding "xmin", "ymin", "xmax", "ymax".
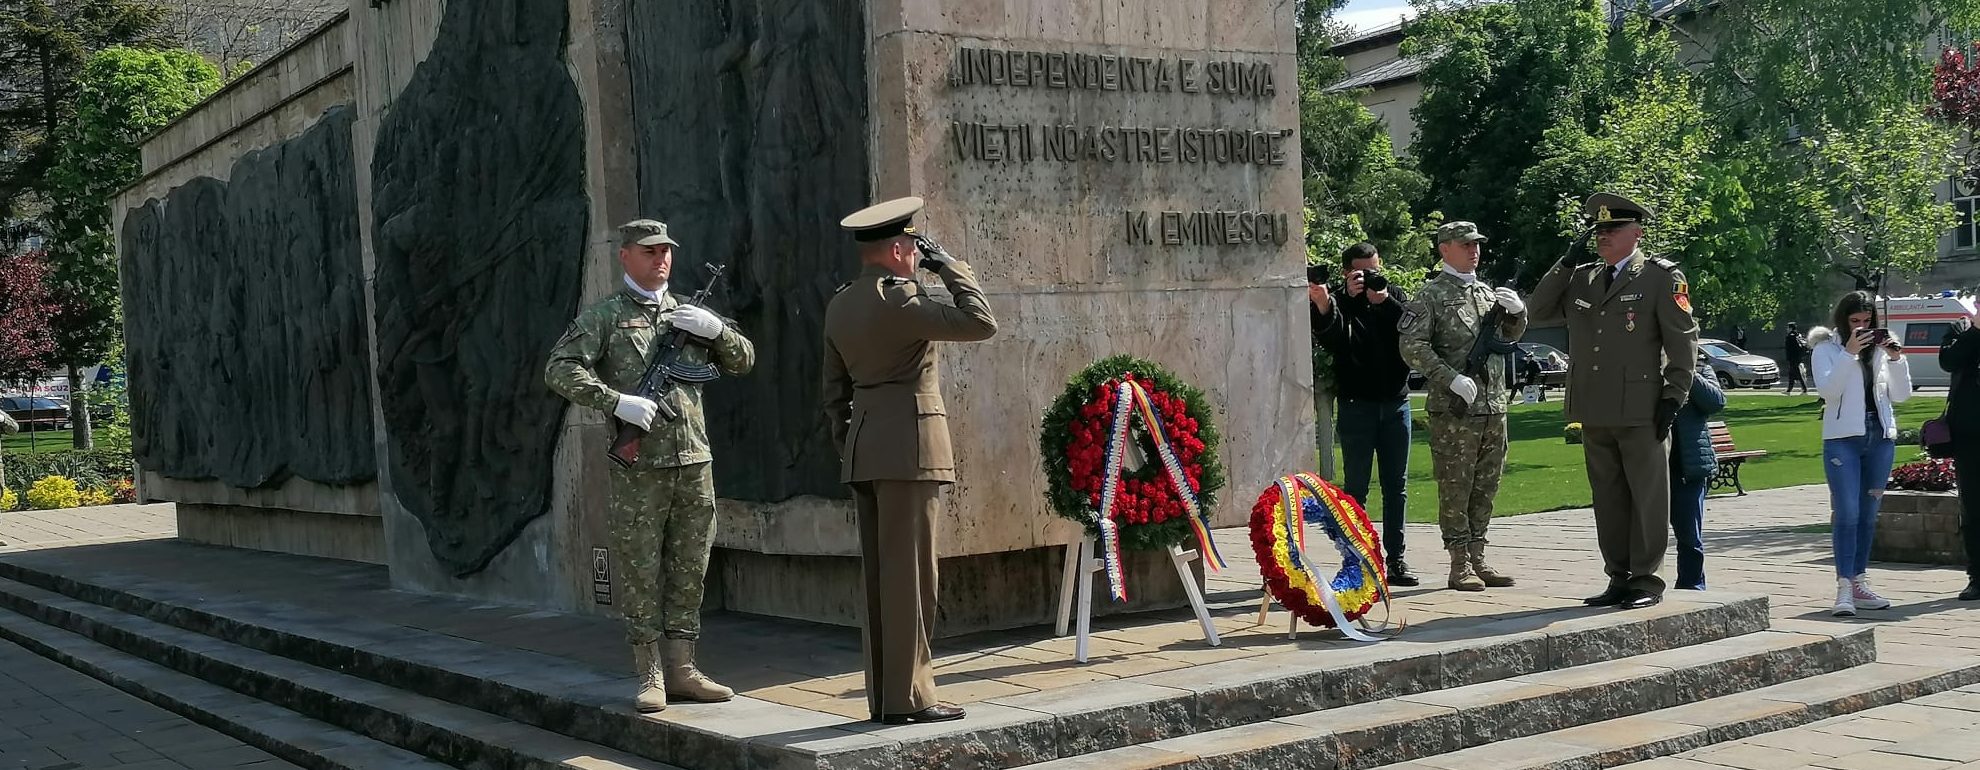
[{"xmin": 115, "ymin": 13, "xmax": 378, "ymax": 565}]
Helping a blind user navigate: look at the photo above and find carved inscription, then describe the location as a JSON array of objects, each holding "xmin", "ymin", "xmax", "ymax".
[{"xmin": 948, "ymin": 45, "xmax": 1292, "ymax": 247}]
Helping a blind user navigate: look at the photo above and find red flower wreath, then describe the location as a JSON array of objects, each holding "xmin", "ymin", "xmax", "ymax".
[{"xmin": 1041, "ymin": 355, "xmax": 1225, "ymax": 552}]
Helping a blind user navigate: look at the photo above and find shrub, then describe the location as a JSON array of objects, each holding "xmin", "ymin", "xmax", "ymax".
[
  {"xmin": 1897, "ymin": 426, "xmax": 1922, "ymax": 446},
  {"xmin": 78, "ymin": 487, "xmax": 112, "ymax": 507},
  {"xmin": 111, "ymin": 478, "xmax": 136, "ymax": 504},
  {"xmin": 1565, "ymin": 422, "xmax": 1584, "ymax": 445},
  {"xmin": 1890, "ymin": 458, "xmax": 1957, "ymax": 492},
  {"xmin": 3, "ymin": 449, "xmax": 131, "ymax": 507},
  {"xmin": 25, "ymin": 475, "xmax": 81, "ymax": 509},
  {"xmin": 0, "ymin": 488, "xmax": 14, "ymax": 511}
]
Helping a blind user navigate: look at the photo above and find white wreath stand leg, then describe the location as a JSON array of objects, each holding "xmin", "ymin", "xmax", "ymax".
[
  {"xmin": 1055, "ymin": 537, "xmax": 1221, "ymax": 663},
  {"xmin": 1254, "ymin": 579, "xmax": 1386, "ymax": 643}
]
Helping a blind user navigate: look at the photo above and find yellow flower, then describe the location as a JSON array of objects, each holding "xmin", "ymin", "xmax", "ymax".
[{"xmin": 26, "ymin": 476, "xmax": 82, "ymax": 510}]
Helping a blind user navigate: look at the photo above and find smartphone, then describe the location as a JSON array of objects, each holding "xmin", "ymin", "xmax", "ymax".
[
  {"xmin": 1307, "ymin": 263, "xmax": 1330, "ymax": 285},
  {"xmin": 1870, "ymin": 327, "xmax": 1892, "ymax": 344}
]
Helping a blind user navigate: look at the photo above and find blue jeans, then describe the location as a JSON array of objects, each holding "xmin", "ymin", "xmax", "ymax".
[
  {"xmin": 1339, "ymin": 396, "xmax": 1410, "ymax": 560},
  {"xmin": 1668, "ymin": 457, "xmax": 1708, "ymax": 589},
  {"xmin": 1824, "ymin": 420, "xmax": 1896, "ymax": 578}
]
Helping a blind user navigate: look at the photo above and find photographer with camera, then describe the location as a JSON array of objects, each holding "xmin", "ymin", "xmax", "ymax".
[
  {"xmin": 1809, "ymin": 291, "xmax": 1911, "ymax": 616},
  {"xmin": 1311, "ymin": 242, "xmax": 1420, "ymax": 587}
]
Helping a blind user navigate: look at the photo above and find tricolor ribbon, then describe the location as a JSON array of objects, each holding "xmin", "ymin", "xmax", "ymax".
[{"xmin": 1085, "ymin": 378, "xmax": 1227, "ymax": 602}]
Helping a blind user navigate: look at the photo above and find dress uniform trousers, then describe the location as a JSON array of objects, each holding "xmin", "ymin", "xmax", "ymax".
[
  {"xmin": 853, "ymin": 480, "xmax": 940, "ymax": 718},
  {"xmin": 1582, "ymin": 426, "xmax": 1669, "ymax": 594}
]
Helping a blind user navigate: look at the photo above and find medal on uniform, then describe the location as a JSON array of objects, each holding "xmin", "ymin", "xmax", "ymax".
[{"xmin": 1626, "ymin": 310, "xmax": 1637, "ymax": 332}]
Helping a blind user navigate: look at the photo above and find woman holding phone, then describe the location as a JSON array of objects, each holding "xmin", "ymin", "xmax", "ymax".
[{"xmin": 1810, "ymin": 290, "xmax": 1912, "ymax": 616}]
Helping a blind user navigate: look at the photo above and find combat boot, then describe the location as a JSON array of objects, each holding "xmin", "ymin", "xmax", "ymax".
[
  {"xmin": 1447, "ymin": 547, "xmax": 1484, "ymax": 592},
  {"xmin": 631, "ymin": 643, "xmax": 667, "ymax": 713},
  {"xmin": 662, "ymin": 639, "xmax": 735, "ymax": 702},
  {"xmin": 1468, "ymin": 542, "xmax": 1515, "ymax": 588}
]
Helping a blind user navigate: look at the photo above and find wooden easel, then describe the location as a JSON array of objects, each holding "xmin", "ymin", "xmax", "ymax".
[{"xmin": 1053, "ymin": 537, "xmax": 1221, "ymax": 663}]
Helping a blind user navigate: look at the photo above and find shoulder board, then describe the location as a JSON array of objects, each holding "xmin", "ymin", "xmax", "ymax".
[
  {"xmin": 1650, "ymin": 257, "xmax": 1679, "ymax": 271},
  {"xmin": 1573, "ymin": 261, "xmax": 1603, "ymax": 272},
  {"xmin": 882, "ymin": 276, "xmax": 915, "ymax": 287},
  {"xmin": 834, "ymin": 281, "xmax": 853, "ymax": 293}
]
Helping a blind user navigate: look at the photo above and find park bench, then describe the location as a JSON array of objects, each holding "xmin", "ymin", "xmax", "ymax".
[{"xmin": 1706, "ymin": 421, "xmax": 1768, "ymax": 496}]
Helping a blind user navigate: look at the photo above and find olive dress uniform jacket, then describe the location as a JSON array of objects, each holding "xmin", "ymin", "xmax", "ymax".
[
  {"xmin": 822, "ymin": 262, "xmax": 999, "ymax": 483},
  {"xmin": 1529, "ymin": 251, "xmax": 1699, "ymax": 427}
]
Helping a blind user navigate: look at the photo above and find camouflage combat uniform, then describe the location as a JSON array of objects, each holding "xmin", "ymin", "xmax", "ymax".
[
  {"xmin": 544, "ymin": 282, "xmax": 754, "ymax": 645},
  {"xmin": 1397, "ymin": 270, "xmax": 1528, "ymax": 554}
]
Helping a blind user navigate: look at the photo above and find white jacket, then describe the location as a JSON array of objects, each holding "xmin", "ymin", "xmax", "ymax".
[{"xmin": 1809, "ymin": 326, "xmax": 1912, "ymax": 440}]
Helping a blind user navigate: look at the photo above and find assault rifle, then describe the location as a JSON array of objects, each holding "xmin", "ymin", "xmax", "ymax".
[
  {"xmin": 608, "ymin": 263, "xmax": 728, "ymax": 469},
  {"xmin": 1455, "ymin": 289, "xmax": 1521, "ymax": 417}
]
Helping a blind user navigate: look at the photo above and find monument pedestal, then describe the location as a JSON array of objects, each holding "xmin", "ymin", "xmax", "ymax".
[{"xmin": 711, "ymin": 544, "xmax": 1197, "ymax": 637}]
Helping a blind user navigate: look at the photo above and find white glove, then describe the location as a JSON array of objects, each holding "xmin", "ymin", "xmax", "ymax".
[
  {"xmin": 667, "ymin": 305, "xmax": 725, "ymax": 339},
  {"xmin": 1493, "ymin": 287, "xmax": 1525, "ymax": 314},
  {"xmin": 1450, "ymin": 375, "xmax": 1479, "ymax": 405},
  {"xmin": 614, "ymin": 394, "xmax": 658, "ymax": 430}
]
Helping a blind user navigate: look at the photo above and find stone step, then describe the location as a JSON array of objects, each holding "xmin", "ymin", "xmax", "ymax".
[
  {"xmin": 0, "ymin": 551, "xmax": 1774, "ymax": 770},
  {"xmin": 1365, "ymin": 655, "xmax": 1980, "ymax": 770},
  {"xmin": 0, "ymin": 575, "xmax": 682, "ymax": 770},
  {"xmin": 0, "ymin": 604, "xmax": 449, "ymax": 770},
  {"xmin": 1007, "ymin": 622, "xmax": 1876, "ymax": 770}
]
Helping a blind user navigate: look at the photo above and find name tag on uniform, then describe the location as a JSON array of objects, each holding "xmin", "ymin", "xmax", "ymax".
[
  {"xmin": 1574, "ymin": 299, "xmax": 1592, "ymax": 309},
  {"xmin": 1620, "ymin": 293, "xmax": 1644, "ymax": 302}
]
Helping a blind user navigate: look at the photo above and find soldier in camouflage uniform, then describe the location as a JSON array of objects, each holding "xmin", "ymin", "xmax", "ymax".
[
  {"xmin": 544, "ymin": 219, "xmax": 755, "ymax": 713},
  {"xmin": 1397, "ymin": 222, "xmax": 1529, "ymax": 592}
]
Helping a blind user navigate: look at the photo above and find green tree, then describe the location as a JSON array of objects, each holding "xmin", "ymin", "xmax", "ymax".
[
  {"xmin": 1405, "ymin": 0, "xmax": 1613, "ymax": 284},
  {"xmin": 42, "ymin": 45, "xmax": 218, "ymax": 449},
  {"xmin": 1298, "ymin": 0, "xmax": 1433, "ymax": 275},
  {"xmin": 1675, "ymin": 0, "xmax": 1980, "ymax": 318},
  {"xmin": 0, "ymin": 0, "xmax": 167, "ymax": 227}
]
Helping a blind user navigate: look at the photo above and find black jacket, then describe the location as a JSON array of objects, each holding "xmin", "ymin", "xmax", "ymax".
[
  {"xmin": 1941, "ymin": 326, "xmax": 1980, "ymax": 439},
  {"xmin": 1312, "ymin": 284, "xmax": 1412, "ymax": 402}
]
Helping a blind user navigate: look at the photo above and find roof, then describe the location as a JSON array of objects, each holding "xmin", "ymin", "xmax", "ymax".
[
  {"xmin": 1329, "ymin": 55, "xmax": 1427, "ymax": 92},
  {"xmin": 1330, "ymin": 19, "xmax": 1408, "ymax": 55}
]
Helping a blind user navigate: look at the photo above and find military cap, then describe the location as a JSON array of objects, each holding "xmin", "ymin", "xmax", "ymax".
[
  {"xmin": 1584, "ymin": 193, "xmax": 1653, "ymax": 226},
  {"xmin": 1435, "ymin": 221, "xmax": 1489, "ymax": 245},
  {"xmin": 840, "ymin": 196, "xmax": 924, "ymax": 242},
  {"xmin": 619, "ymin": 219, "xmax": 680, "ymax": 248}
]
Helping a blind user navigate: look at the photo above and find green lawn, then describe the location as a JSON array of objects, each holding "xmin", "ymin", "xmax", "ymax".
[
  {"xmin": 1325, "ymin": 393, "xmax": 1947, "ymax": 523},
  {"xmin": 2, "ymin": 430, "xmax": 75, "ymax": 454}
]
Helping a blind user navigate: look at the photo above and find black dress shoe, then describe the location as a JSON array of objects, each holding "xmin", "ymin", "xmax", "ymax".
[
  {"xmin": 1387, "ymin": 561, "xmax": 1421, "ymax": 587},
  {"xmin": 1583, "ymin": 586, "xmax": 1628, "ymax": 606},
  {"xmin": 881, "ymin": 703, "xmax": 966, "ymax": 725},
  {"xmin": 1961, "ymin": 580, "xmax": 1980, "ymax": 601},
  {"xmin": 1620, "ymin": 589, "xmax": 1662, "ymax": 610}
]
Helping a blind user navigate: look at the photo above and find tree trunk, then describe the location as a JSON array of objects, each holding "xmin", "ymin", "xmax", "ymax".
[{"xmin": 68, "ymin": 365, "xmax": 90, "ymax": 450}]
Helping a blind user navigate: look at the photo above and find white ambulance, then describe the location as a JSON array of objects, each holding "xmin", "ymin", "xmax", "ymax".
[{"xmin": 1881, "ymin": 292, "xmax": 1975, "ymax": 389}]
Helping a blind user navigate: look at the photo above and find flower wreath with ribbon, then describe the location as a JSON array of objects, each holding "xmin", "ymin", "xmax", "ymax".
[
  {"xmin": 1041, "ymin": 355, "xmax": 1228, "ymax": 601},
  {"xmin": 1250, "ymin": 472, "xmax": 1394, "ymax": 641}
]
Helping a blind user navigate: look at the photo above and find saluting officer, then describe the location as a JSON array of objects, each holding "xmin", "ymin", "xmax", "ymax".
[
  {"xmin": 1397, "ymin": 221, "xmax": 1529, "ymax": 592},
  {"xmin": 1529, "ymin": 193, "xmax": 1700, "ymax": 610},
  {"xmin": 823, "ymin": 197, "xmax": 998, "ymax": 725}
]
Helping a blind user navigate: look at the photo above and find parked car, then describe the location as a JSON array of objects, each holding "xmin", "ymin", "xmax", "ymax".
[
  {"xmin": 1698, "ymin": 338, "xmax": 1779, "ymax": 389},
  {"xmin": 0, "ymin": 395, "xmax": 71, "ymax": 431}
]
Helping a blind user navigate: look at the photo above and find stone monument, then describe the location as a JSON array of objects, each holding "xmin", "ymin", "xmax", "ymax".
[{"xmin": 115, "ymin": 0, "xmax": 1309, "ymax": 637}]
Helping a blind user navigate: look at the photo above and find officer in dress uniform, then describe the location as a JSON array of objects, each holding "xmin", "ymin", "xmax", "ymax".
[
  {"xmin": 823, "ymin": 197, "xmax": 998, "ymax": 725},
  {"xmin": 1529, "ymin": 193, "xmax": 1700, "ymax": 610}
]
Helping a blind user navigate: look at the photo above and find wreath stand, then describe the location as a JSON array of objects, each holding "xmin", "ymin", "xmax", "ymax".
[{"xmin": 1053, "ymin": 536, "xmax": 1221, "ymax": 663}]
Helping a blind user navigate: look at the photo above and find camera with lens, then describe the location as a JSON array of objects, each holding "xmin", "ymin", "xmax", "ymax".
[{"xmin": 1361, "ymin": 269, "xmax": 1390, "ymax": 293}]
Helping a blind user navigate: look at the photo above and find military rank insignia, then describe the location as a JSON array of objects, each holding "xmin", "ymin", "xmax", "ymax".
[{"xmin": 1673, "ymin": 277, "xmax": 1692, "ymax": 315}]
